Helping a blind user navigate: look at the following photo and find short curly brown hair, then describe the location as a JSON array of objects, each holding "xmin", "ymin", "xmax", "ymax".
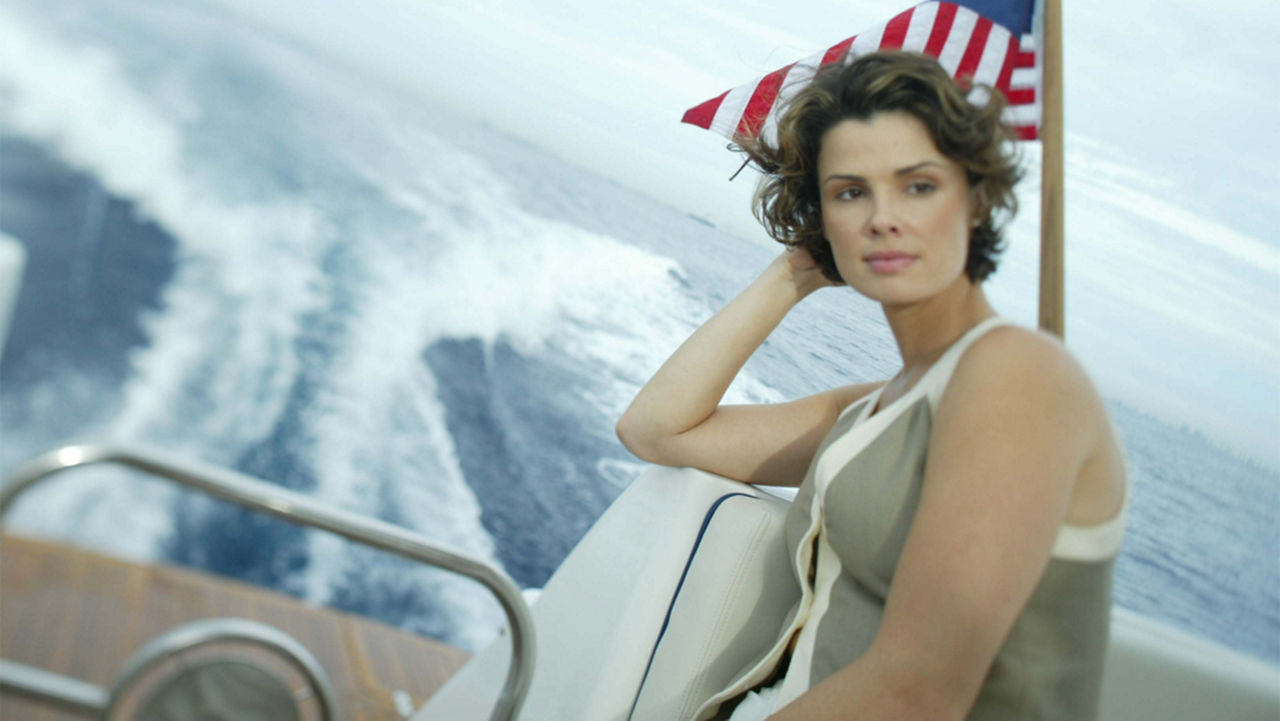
[{"xmin": 738, "ymin": 51, "xmax": 1023, "ymax": 283}]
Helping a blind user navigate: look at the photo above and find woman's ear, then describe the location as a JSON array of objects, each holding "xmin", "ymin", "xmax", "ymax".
[{"xmin": 969, "ymin": 185, "xmax": 990, "ymax": 228}]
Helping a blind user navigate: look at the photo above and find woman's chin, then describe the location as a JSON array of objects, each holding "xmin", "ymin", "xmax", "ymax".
[
  {"xmin": 849, "ymin": 278, "xmax": 929, "ymax": 307},
  {"xmin": 849, "ymin": 268, "xmax": 974, "ymax": 311}
]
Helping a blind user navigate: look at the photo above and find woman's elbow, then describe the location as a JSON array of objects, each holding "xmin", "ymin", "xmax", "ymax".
[
  {"xmin": 614, "ymin": 413, "xmax": 647, "ymax": 457},
  {"xmin": 615, "ymin": 413, "xmax": 667, "ymax": 464}
]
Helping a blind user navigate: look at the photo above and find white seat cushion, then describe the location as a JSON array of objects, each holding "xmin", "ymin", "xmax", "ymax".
[
  {"xmin": 413, "ymin": 467, "xmax": 795, "ymax": 721},
  {"xmin": 629, "ymin": 490, "xmax": 795, "ymax": 720}
]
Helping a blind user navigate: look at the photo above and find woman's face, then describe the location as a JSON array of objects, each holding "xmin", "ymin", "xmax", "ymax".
[{"xmin": 817, "ymin": 112, "xmax": 975, "ymax": 309}]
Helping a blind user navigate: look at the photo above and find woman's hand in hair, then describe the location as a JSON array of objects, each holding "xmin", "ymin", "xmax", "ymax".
[
  {"xmin": 778, "ymin": 246, "xmax": 841, "ymax": 299},
  {"xmin": 616, "ymin": 249, "xmax": 869, "ymax": 487}
]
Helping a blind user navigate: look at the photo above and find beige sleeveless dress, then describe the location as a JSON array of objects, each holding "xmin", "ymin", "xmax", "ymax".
[{"xmin": 706, "ymin": 317, "xmax": 1127, "ymax": 721}]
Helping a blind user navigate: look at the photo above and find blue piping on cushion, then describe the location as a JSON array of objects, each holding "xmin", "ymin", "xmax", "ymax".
[{"xmin": 625, "ymin": 491, "xmax": 757, "ymax": 720}]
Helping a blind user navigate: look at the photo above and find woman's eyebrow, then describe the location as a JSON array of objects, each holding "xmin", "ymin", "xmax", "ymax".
[
  {"xmin": 823, "ymin": 173, "xmax": 865, "ymax": 185},
  {"xmin": 895, "ymin": 160, "xmax": 945, "ymax": 175},
  {"xmin": 823, "ymin": 160, "xmax": 944, "ymax": 185}
]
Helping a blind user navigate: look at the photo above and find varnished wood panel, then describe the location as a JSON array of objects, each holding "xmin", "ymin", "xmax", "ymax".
[{"xmin": 0, "ymin": 532, "xmax": 471, "ymax": 721}]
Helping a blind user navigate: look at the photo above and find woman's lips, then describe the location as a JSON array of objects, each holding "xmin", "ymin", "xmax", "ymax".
[{"xmin": 865, "ymin": 253, "xmax": 916, "ymax": 273}]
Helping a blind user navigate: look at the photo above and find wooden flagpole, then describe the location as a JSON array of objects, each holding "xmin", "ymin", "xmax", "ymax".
[{"xmin": 1039, "ymin": 0, "xmax": 1065, "ymax": 337}]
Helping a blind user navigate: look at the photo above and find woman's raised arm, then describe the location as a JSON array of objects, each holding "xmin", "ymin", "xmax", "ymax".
[{"xmin": 616, "ymin": 250, "xmax": 876, "ymax": 487}]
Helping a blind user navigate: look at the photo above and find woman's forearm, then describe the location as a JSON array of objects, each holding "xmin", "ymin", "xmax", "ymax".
[
  {"xmin": 766, "ymin": 648, "xmax": 967, "ymax": 721},
  {"xmin": 616, "ymin": 254, "xmax": 821, "ymax": 462}
]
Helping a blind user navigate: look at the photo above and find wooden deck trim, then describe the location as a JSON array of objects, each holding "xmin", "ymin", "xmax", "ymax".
[{"xmin": 0, "ymin": 532, "xmax": 470, "ymax": 721}]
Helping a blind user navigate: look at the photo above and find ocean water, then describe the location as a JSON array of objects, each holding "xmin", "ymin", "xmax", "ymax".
[{"xmin": 0, "ymin": 0, "xmax": 1276, "ymax": 667}]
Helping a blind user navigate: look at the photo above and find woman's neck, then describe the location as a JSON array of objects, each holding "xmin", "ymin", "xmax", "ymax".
[{"xmin": 882, "ymin": 280, "xmax": 996, "ymax": 373}]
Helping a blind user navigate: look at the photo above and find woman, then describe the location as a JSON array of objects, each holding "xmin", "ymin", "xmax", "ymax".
[{"xmin": 616, "ymin": 52, "xmax": 1127, "ymax": 721}]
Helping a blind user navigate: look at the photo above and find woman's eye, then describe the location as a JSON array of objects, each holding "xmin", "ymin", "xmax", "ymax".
[
  {"xmin": 835, "ymin": 187, "xmax": 865, "ymax": 200},
  {"xmin": 907, "ymin": 181, "xmax": 937, "ymax": 195}
]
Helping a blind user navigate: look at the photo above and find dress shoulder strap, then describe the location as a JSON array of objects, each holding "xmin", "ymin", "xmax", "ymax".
[{"xmin": 922, "ymin": 316, "xmax": 1015, "ymax": 409}]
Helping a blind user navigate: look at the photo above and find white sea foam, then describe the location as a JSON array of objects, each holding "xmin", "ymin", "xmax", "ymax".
[
  {"xmin": 0, "ymin": 4, "xmax": 513, "ymax": 646},
  {"xmin": 0, "ymin": 0, "xmax": 784, "ymax": 649},
  {"xmin": 0, "ymin": 6, "xmax": 328, "ymax": 450},
  {"xmin": 334, "ymin": 103, "xmax": 783, "ymax": 412}
]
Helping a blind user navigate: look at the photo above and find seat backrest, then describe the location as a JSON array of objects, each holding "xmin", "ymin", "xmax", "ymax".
[
  {"xmin": 628, "ymin": 488, "xmax": 796, "ymax": 720},
  {"xmin": 413, "ymin": 467, "xmax": 796, "ymax": 721}
]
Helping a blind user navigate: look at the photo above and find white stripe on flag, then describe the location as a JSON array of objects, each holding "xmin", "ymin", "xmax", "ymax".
[
  {"xmin": 971, "ymin": 23, "xmax": 1012, "ymax": 88},
  {"xmin": 710, "ymin": 78, "xmax": 761, "ymax": 137},
  {"xmin": 693, "ymin": 3, "xmax": 1042, "ymax": 143},
  {"xmin": 902, "ymin": 2, "xmax": 939, "ymax": 52},
  {"xmin": 937, "ymin": 8, "xmax": 979, "ymax": 75},
  {"xmin": 1010, "ymin": 67, "xmax": 1036, "ymax": 88},
  {"xmin": 760, "ymin": 50, "xmax": 826, "ymax": 145},
  {"xmin": 1003, "ymin": 103, "xmax": 1039, "ymax": 126},
  {"xmin": 851, "ymin": 22, "xmax": 885, "ymax": 56}
]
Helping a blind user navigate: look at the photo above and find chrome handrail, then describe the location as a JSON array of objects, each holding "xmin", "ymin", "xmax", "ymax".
[
  {"xmin": 103, "ymin": 617, "xmax": 338, "ymax": 720},
  {"xmin": 0, "ymin": 444, "xmax": 535, "ymax": 721},
  {"xmin": 0, "ymin": 659, "xmax": 108, "ymax": 715}
]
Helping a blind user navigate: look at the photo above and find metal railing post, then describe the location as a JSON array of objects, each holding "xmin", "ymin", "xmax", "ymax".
[{"xmin": 0, "ymin": 444, "xmax": 534, "ymax": 721}]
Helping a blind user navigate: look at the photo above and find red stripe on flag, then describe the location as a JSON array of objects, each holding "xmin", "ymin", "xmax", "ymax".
[
  {"xmin": 737, "ymin": 64, "xmax": 794, "ymax": 137},
  {"xmin": 878, "ymin": 8, "xmax": 914, "ymax": 50},
  {"xmin": 680, "ymin": 2, "xmax": 1043, "ymax": 143},
  {"xmin": 924, "ymin": 3, "xmax": 958, "ymax": 56},
  {"xmin": 1007, "ymin": 87, "xmax": 1036, "ymax": 105},
  {"xmin": 994, "ymin": 34, "xmax": 1019, "ymax": 94},
  {"xmin": 955, "ymin": 17, "xmax": 993, "ymax": 82},
  {"xmin": 681, "ymin": 90, "xmax": 728, "ymax": 129},
  {"xmin": 822, "ymin": 35, "xmax": 855, "ymax": 66}
]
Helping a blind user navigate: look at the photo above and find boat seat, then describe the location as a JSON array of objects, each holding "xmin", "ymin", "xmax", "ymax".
[
  {"xmin": 415, "ymin": 465, "xmax": 1280, "ymax": 721},
  {"xmin": 414, "ymin": 466, "xmax": 796, "ymax": 721}
]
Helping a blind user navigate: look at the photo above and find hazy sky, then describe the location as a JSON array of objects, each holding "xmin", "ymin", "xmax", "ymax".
[{"xmin": 209, "ymin": 0, "xmax": 1279, "ymax": 240}]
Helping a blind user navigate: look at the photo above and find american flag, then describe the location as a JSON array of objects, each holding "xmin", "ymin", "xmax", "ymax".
[{"xmin": 681, "ymin": 1, "xmax": 1041, "ymax": 141}]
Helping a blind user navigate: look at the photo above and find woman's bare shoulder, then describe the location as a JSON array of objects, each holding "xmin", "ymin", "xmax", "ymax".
[
  {"xmin": 943, "ymin": 323, "xmax": 1125, "ymax": 523},
  {"xmin": 959, "ymin": 323, "xmax": 1099, "ymax": 400},
  {"xmin": 938, "ymin": 323, "xmax": 1113, "ymax": 464}
]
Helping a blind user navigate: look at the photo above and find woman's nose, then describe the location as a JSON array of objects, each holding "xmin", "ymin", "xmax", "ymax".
[{"xmin": 867, "ymin": 200, "xmax": 901, "ymax": 237}]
